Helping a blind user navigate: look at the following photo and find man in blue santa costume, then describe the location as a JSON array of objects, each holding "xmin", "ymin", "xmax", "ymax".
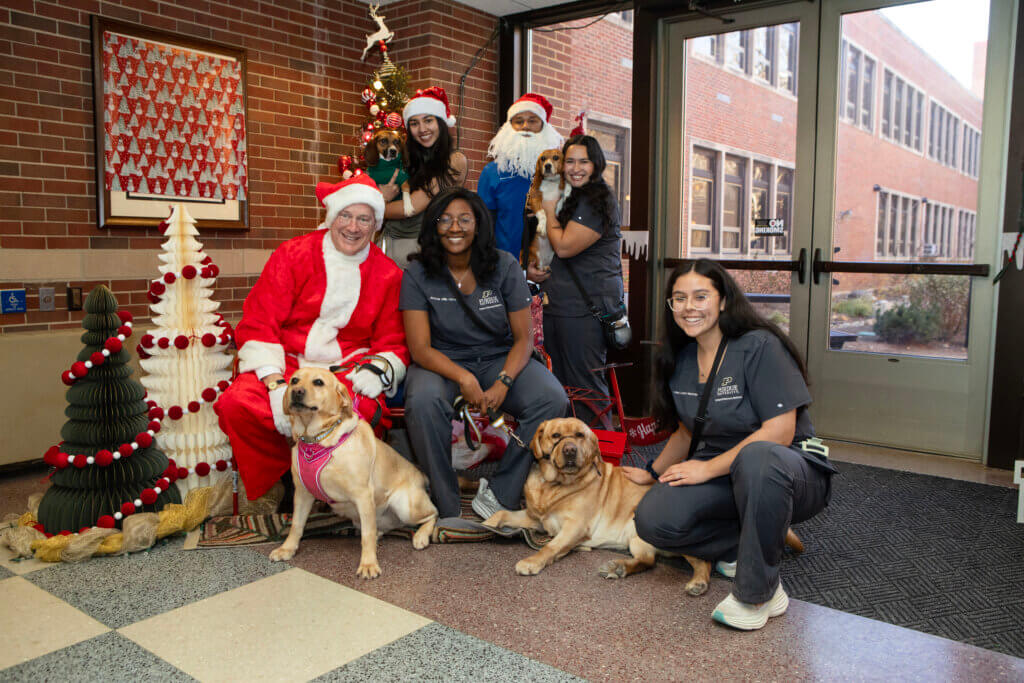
[
  {"xmin": 215, "ymin": 173, "xmax": 409, "ymax": 501},
  {"xmin": 477, "ymin": 93, "xmax": 563, "ymax": 259}
]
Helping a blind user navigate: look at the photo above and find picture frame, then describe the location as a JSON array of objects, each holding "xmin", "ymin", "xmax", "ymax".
[{"xmin": 91, "ymin": 16, "xmax": 249, "ymax": 230}]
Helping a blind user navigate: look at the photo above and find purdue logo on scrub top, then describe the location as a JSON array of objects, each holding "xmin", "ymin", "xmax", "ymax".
[
  {"xmin": 717, "ymin": 376, "xmax": 740, "ymax": 397},
  {"xmin": 479, "ymin": 289, "xmax": 501, "ymax": 310}
]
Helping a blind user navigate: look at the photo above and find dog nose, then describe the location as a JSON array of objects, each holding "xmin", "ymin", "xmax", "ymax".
[
  {"xmin": 291, "ymin": 387, "xmax": 305, "ymax": 401},
  {"xmin": 563, "ymin": 443, "xmax": 577, "ymax": 463}
]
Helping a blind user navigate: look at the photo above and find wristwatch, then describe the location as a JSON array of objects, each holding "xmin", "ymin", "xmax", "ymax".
[
  {"xmin": 266, "ymin": 378, "xmax": 287, "ymax": 390},
  {"xmin": 497, "ymin": 371, "xmax": 515, "ymax": 388}
]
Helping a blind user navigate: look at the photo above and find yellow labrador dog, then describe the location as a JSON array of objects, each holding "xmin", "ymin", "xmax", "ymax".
[
  {"xmin": 483, "ymin": 417, "xmax": 713, "ymax": 596},
  {"xmin": 269, "ymin": 368, "xmax": 438, "ymax": 579}
]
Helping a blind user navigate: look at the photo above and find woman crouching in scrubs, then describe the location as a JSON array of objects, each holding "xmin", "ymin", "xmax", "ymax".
[{"xmin": 624, "ymin": 259, "xmax": 837, "ymax": 631}]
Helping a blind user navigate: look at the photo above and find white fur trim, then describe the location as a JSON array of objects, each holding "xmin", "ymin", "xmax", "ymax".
[
  {"xmin": 507, "ymin": 100, "xmax": 547, "ymax": 122},
  {"xmin": 303, "ymin": 233, "xmax": 367, "ymax": 363},
  {"xmin": 403, "ymin": 97, "xmax": 453, "ymax": 127},
  {"xmin": 322, "ymin": 184, "xmax": 385, "ymax": 230},
  {"xmin": 296, "ymin": 346, "xmax": 370, "ymax": 370},
  {"xmin": 375, "ymin": 351, "xmax": 407, "ymax": 398},
  {"xmin": 238, "ymin": 341, "xmax": 285, "ymax": 375}
]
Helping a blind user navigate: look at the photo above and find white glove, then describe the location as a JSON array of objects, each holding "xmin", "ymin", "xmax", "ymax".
[
  {"xmin": 268, "ymin": 385, "xmax": 291, "ymax": 438},
  {"xmin": 347, "ymin": 367, "xmax": 385, "ymax": 398}
]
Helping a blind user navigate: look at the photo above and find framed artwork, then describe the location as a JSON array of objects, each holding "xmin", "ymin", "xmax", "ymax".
[{"xmin": 91, "ymin": 16, "xmax": 249, "ymax": 230}]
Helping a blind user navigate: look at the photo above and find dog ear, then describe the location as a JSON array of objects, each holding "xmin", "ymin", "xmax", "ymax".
[
  {"xmin": 529, "ymin": 420, "xmax": 547, "ymax": 459},
  {"xmin": 534, "ymin": 154, "xmax": 546, "ymax": 176},
  {"xmin": 364, "ymin": 137, "xmax": 379, "ymax": 166}
]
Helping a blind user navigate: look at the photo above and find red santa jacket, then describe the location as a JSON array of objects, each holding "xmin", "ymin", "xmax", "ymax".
[{"xmin": 236, "ymin": 230, "xmax": 408, "ymax": 389}]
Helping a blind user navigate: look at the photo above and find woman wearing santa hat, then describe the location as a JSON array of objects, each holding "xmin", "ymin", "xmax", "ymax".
[
  {"xmin": 215, "ymin": 173, "xmax": 410, "ymax": 502},
  {"xmin": 378, "ymin": 86, "xmax": 467, "ymax": 268}
]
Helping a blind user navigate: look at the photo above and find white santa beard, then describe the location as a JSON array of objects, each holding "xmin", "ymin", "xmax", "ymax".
[{"xmin": 488, "ymin": 123, "xmax": 564, "ymax": 177}]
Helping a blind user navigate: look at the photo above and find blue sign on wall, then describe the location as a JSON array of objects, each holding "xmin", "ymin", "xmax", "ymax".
[{"xmin": 1, "ymin": 289, "xmax": 27, "ymax": 314}]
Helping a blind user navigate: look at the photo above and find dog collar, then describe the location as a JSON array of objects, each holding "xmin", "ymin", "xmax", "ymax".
[{"xmin": 298, "ymin": 418, "xmax": 344, "ymax": 444}]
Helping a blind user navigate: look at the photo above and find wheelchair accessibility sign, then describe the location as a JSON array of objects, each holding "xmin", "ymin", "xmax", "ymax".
[{"xmin": 1, "ymin": 289, "xmax": 27, "ymax": 314}]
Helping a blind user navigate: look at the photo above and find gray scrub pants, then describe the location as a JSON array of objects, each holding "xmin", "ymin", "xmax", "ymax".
[
  {"xmin": 543, "ymin": 312, "xmax": 611, "ymax": 429},
  {"xmin": 634, "ymin": 441, "xmax": 833, "ymax": 604},
  {"xmin": 404, "ymin": 356, "xmax": 568, "ymax": 518}
]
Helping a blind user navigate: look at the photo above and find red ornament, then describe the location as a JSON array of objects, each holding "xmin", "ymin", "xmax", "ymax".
[
  {"xmin": 156, "ymin": 477, "xmax": 171, "ymax": 490},
  {"xmin": 73, "ymin": 455, "xmax": 87, "ymax": 468},
  {"xmin": 195, "ymin": 462, "xmax": 211, "ymax": 476},
  {"xmin": 140, "ymin": 488, "xmax": 158, "ymax": 505},
  {"xmin": 118, "ymin": 443, "xmax": 134, "ymax": 457},
  {"xmin": 117, "ymin": 324, "xmax": 131, "ymax": 337},
  {"xmin": 33, "ymin": 523, "xmax": 45, "ymax": 533},
  {"xmin": 188, "ymin": 401, "xmax": 201, "ymax": 413},
  {"xmin": 147, "ymin": 292, "xmax": 159, "ymax": 304},
  {"xmin": 385, "ymin": 112, "xmax": 403, "ymax": 129},
  {"xmin": 202, "ymin": 387, "xmax": 217, "ymax": 402},
  {"xmin": 151, "ymin": 281, "xmax": 166, "ymax": 295},
  {"xmin": 182, "ymin": 265, "xmax": 197, "ymax": 279},
  {"xmin": 55, "ymin": 452, "xmax": 69, "ymax": 468},
  {"xmin": 117, "ymin": 310, "xmax": 133, "ymax": 324},
  {"xmin": 95, "ymin": 449, "xmax": 114, "ymax": 467},
  {"xmin": 80, "ymin": 527, "xmax": 91, "ymax": 534},
  {"xmin": 148, "ymin": 406, "xmax": 164, "ymax": 420},
  {"xmin": 141, "ymin": 334, "xmax": 155, "ymax": 348},
  {"xmin": 61, "ymin": 371, "xmax": 76, "ymax": 385},
  {"xmin": 71, "ymin": 361, "xmax": 88, "ymax": 377},
  {"xmin": 137, "ymin": 346, "xmax": 151, "ymax": 360},
  {"xmin": 163, "ymin": 272, "xmax": 176, "ymax": 284},
  {"xmin": 97, "ymin": 515, "xmax": 116, "ymax": 529},
  {"xmin": 135, "ymin": 432, "xmax": 153, "ymax": 448},
  {"xmin": 217, "ymin": 380, "xmax": 231, "ymax": 391},
  {"xmin": 121, "ymin": 502, "xmax": 136, "ymax": 516},
  {"xmin": 157, "ymin": 220, "xmax": 169, "ymax": 234},
  {"xmin": 148, "ymin": 420, "xmax": 161, "ymax": 432},
  {"xmin": 208, "ymin": 264, "xmax": 220, "ymax": 277},
  {"xmin": 44, "ymin": 445, "xmax": 58, "ymax": 463},
  {"xmin": 201, "ymin": 256, "xmax": 212, "ymax": 265},
  {"xmin": 105, "ymin": 338, "xmax": 123, "ymax": 353},
  {"xmin": 215, "ymin": 459, "xmax": 228, "ymax": 472},
  {"xmin": 174, "ymin": 335, "xmax": 190, "ymax": 350},
  {"xmin": 201, "ymin": 333, "xmax": 216, "ymax": 347},
  {"xmin": 90, "ymin": 351, "xmax": 106, "ymax": 365},
  {"xmin": 163, "ymin": 467, "xmax": 177, "ymax": 483},
  {"xmin": 168, "ymin": 405, "xmax": 184, "ymax": 420},
  {"xmin": 158, "ymin": 337, "xmax": 171, "ymax": 349},
  {"xmin": 59, "ymin": 530, "xmax": 72, "ymax": 536},
  {"xmin": 177, "ymin": 466, "xmax": 189, "ymax": 479}
]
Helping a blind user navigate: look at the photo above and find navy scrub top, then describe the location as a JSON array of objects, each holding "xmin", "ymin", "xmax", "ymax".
[
  {"xmin": 670, "ymin": 329, "xmax": 821, "ymax": 460},
  {"xmin": 399, "ymin": 250, "xmax": 533, "ymax": 362}
]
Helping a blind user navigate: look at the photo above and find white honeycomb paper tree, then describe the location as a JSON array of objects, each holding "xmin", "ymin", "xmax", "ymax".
[{"xmin": 140, "ymin": 204, "xmax": 234, "ymax": 496}]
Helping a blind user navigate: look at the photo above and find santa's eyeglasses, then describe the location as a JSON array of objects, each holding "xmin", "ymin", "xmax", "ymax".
[{"xmin": 337, "ymin": 212, "xmax": 375, "ymax": 228}]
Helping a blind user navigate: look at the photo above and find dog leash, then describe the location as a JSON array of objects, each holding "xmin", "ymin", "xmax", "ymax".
[{"xmin": 453, "ymin": 395, "xmax": 526, "ymax": 449}]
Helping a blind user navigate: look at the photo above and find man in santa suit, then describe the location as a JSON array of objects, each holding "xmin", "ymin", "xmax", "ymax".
[
  {"xmin": 477, "ymin": 93, "xmax": 563, "ymax": 260},
  {"xmin": 215, "ymin": 173, "xmax": 409, "ymax": 501}
]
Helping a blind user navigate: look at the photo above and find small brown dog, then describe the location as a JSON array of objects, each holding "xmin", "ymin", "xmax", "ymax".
[
  {"xmin": 483, "ymin": 417, "xmax": 714, "ymax": 595},
  {"xmin": 525, "ymin": 149, "xmax": 566, "ymax": 272},
  {"xmin": 365, "ymin": 129, "xmax": 405, "ymax": 165},
  {"xmin": 269, "ymin": 368, "xmax": 437, "ymax": 579}
]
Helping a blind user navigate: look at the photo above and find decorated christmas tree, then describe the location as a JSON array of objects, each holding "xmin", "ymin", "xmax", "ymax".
[
  {"xmin": 37, "ymin": 286, "xmax": 181, "ymax": 534},
  {"xmin": 139, "ymin": 204, "xmax": 234, "ymax": 496}
]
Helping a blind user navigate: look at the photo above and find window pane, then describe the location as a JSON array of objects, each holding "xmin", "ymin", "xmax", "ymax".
[
  {"xmin": 725, "ymin": 31, "xmax": 746, "ymax": 71},
  {"xmin": 753, "ymin": 28, "xmax": 772, "ymax": 82},
  {"xmin": 882, "ymin": 70, "xmax": 892, "ymax": 137},
  {"xmin": 861, "ymin": 57, "xmax": 875, "ymax": 129},
  {"xmin": 846, "ymin": 45, "xmax": 860, "ymax": 121},
  {"xmin": 692, "ymin": 179, "xmax": 711, "ymax": 224}
]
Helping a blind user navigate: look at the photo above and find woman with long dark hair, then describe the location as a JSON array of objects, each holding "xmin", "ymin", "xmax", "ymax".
[
  {"xmin": 533, "ymin": 134, "xmax": 624, "ymax": 427},
  {"xmin": 622, "ymin": 259, "xmax": 836, "ymax": 631},
  {"xmin": 379, "ymin": 87, "xmax": 467, "ymax": 268},
  {"xmin": 400, "ymin": 188, "xmax": 567, "ymax": 526}
]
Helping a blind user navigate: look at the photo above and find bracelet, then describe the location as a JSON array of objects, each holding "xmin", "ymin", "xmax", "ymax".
[
  {"xmin": 644, "ymin": 460, "xmax": 660, "ymax": 481},
  {"xmin": 497, "ymin": 372, "xmax": 514, "ymax": 388}
]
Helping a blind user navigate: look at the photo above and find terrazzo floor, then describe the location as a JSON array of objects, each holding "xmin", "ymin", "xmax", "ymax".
[{"xmin": 2, "ymin": 444, "xmax": 1023, "ymax": 682}]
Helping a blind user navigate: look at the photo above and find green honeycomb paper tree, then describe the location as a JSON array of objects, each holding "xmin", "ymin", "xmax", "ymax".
[{"xmin": 37, "ymin": 286, "xmax": 181, "ymax": 534}]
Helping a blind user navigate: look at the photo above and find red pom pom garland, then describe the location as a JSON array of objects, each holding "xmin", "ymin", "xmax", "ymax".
[{"xmin": 62, "ymin": 314, "xmax": 134, "ymax": 384}]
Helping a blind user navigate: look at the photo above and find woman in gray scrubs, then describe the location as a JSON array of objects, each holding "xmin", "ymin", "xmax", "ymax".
[
  {"xmin": 625, "ymin": 259, "xmax": 837, "ymax": 631},
  {"xmin": 531, "ymin": 135, "xmax": 623, "ymax": 428},
  {"xmin": 400, "ymin": 188, "xmax": 567, "ymax": 526}
]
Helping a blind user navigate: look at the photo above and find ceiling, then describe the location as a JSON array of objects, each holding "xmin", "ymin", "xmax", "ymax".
[{"xmin": 356, "ymin": 0, "xmax": 576, "ymax": 18}]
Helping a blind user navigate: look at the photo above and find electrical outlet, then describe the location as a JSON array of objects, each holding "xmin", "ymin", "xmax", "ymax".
[{"xmin": 39, "ymin": 287, "xmax": 55, "ymax": 311}]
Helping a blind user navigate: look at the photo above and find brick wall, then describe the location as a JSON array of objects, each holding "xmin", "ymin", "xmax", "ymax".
[{"xmin": 1, "ymin": 0, "xmax": 499, "ymax": 334}]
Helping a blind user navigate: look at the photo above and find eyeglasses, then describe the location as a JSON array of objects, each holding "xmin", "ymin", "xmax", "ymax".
[
  {"xmin": 337, "ymin": 212, "xmax": 375, "ymax": 228},
  {"xmin": 436, "ymin": 215, "xmax": 475, "ymax": 231},
  {"xmin": 666, "ymin": 294, "xmax": 713, "ymax": 312}
]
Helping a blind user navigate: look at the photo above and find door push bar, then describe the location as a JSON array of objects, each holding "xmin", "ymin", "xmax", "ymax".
[{"xmin": 811, "ymin": 248, "xmax": 990, "ymax": 285}]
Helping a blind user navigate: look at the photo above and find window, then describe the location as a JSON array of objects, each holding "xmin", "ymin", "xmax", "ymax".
[
  {"xmin": 778, "ymin": 23, "xmax": 797, "ymax": 95},
  {"xmin": 929, "ymin": 100, "xmax": 961, "ymax": 168},
  {"xmin": 724, "ymin": 31, "xmax": 747, "ymax": 72},
  {"xmin": 751, "ymin": 28, "xmax": 773, "ymax": 83},
  {"xmin": 693, "ymin": 35, "xmax": 719, "ymax": 59},
  {"xmin": 588, "ymin": 120, "xmax": 631, "ymax": 225},
  {"xmin": 750, "ymin": 162, "xmax": 771, "ymax": 252},
  {"xmin": 690, "ymin": 148, "xmax": 715, "ymax": 251},
  {"xmin": 957, "ymin": 209, "xmax": 976, "ymax": 260},
  {"xmin": 774, "ymin": 168, "xmax": 793, "ymax": 254},
  {"xmin": 961, "ymin": 124, "xmax": 980, "ymax": 177},
  {"xmin": 923, "ymin": 202, "xmax": 956, "ymax": 258},
  {"xmin": 839, "ymin": 40, "xmax": 875, "ymax": 131},
  {"xmin": 723, "ymin": 156, "xmax": 745, "ymax": 252},
  {"xmin": 881, "ymin": 68, "xmax": 923, "ymax": 151},
  {"xmin": 875, "ymin": 189, "xmax": 921, "ymax": 258},
  {"xmin": 691, "ymin": 24, "xmax": 798, "ymax": 96}
]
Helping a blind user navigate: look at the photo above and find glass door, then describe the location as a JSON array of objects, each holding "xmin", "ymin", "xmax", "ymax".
[{"xmin": 806, "ymin": 0, "xmax": 1013, "ymax": 458}]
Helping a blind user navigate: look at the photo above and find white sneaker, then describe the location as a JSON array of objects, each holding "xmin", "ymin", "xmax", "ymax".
[
  {"xmin": 712, "ymin": 583, "xmax": 789, "ymax": 630},
  {"xmin": 715, "ymin": 560, "xmax": 736, "ymax": 578}
]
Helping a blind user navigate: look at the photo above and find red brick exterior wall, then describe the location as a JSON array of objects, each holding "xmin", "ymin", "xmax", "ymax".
[{"xmin": 1, "ymin": 0, "xmax": 499, "ymax": 333}]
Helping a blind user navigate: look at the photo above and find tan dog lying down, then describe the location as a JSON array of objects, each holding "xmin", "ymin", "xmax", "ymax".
[
  {"xmin": 269, "ymin": 368, "xmax": 438, "ymax": 579},
  {"xmin": 483, "ymin": 417, "xmax": 714, "ymax": 595}
]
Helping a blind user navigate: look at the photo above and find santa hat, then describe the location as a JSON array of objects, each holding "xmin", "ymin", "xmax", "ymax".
[
  {"xmin": 315, "ymin": 172, "xmax": 385, "ymax": 230},
  {"xmin": 403, "ymin": 86, "xmax": 457, "ymax": 127},
  {"xmin": 507, "ymin": 93, "xmax": 553, "ymax": 123}
]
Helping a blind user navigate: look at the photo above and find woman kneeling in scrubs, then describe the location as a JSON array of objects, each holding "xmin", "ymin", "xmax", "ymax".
[{"xmin": 623, "ymin": 259, "xmax": 837, "ymax": 631}]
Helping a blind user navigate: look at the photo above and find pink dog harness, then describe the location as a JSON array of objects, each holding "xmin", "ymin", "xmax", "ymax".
[{"xmin": 296, "ymin": 428, "xmax": 352, "ymax": 504}]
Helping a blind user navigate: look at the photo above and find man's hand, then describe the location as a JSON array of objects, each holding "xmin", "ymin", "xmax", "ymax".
[
  {"xmin": 458, "ymin": 373, "xmax": 485, "ymax": 410},
  {"xmin": 481, "ymin": 382, "xmax": 509, "ymax": 413},
  {"xmin": 526, "ymin": 261, "xmax": 550, "ymax": 283},
  {"xmin": 379, "ymin": 169, "xmax": 400, "ymax": 202}
]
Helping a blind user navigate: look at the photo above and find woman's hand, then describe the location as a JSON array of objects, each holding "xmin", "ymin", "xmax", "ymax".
[
  {"xmin": 526, "ymin": 261, "xmax": 550, "ymax": 283},
  {"xmin": 660, "ymin": 459, "xmax": 715, "ymax": 486},
  {"xmin": 541, "ymin": 198, "xmax": 558, "ymax": 215},
  {"xmin": 620, "ymin": 466, "xmax": 656, "ymax": 486},
  {"xmin": 481, "ymin": 382, "xmax": 509, "ymax": 413},
  {"xmin": 458, "ymin": 372, "xmax": 486, "ymax": 410},
  {"xmin": 378, "ymin": 169, "xmax": 400, "ymax": 202}
]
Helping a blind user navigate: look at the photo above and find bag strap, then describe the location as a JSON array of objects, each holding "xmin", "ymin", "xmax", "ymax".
[
  {"xmin": 562, "ymin": 260, "xmax": 604, "ymax": 319},
  {"xmin": 687, "ymin": 337, "xmax": 728, "ymax": 461},
  {"xmin": 444, "ymin": 275, "xmax": 504, "ymax": 338}
]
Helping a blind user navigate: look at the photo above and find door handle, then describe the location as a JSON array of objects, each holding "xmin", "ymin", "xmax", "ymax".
[
  {"xmin": 797, "ymin": 248, "xmax": 807, "ymax": 285},
  {"xmin": 812, "ymin": 247, "xmax": 822, "ymax": 285}
]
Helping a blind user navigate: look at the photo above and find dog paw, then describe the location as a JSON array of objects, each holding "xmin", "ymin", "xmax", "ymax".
[
  {"xmin": 269, "ymin": 546, "xmax": 296, "ymax": 562},
  {"xmin": 482, "ymin": 511, "xmax": 508, "ymax": 529},
  {"xmin": 357, "ymin": 561, "xmax": 382, "ymax": 579},
  {"xmin": 685, "ymin": 579, "xmax": 708, "ymax": 596},
  {"xmin": 412, "ymin": 528, "xmax": 431, "ymax": 550},
  {"xmin": 515, "ymin": 558, "xmax": 545, "ymax": 576},
  {"xmin": 597, "ymin": 559, "xmax": 628, "ymax": 579}
]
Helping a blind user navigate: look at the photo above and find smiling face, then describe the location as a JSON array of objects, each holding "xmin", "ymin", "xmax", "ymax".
[
  {"xmin": 407, "ymin": 114, "xmax": 440, "ymax": 148},
  {"xmin": 564, "ymin": 144, "xmax": 595, "ymax": 189},
  {"xmin": 329, "ymin": 202, "xmax": 376, "ymax": 256},
  {"xmin": 669, "ymin": 271, "xmax": 725, "ymax": 341},
  {"xmin": 436, "ymin": 197, "xmax": 477, "ymax": 257},
  {"xmin": 529, "ymin": 418, "xmax": 601, "ymax": 483},
  {"xmin": 509, "ymin": 111, "xmax": 543, "ymax": 133}
]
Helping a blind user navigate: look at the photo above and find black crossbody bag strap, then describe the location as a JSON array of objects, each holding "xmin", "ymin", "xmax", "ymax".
[
  {"xmin": 444, "ymin": 276, "xmax": 503, "ymax": 337},
  {"xmin": 687, "ymin": 338, "xmax": 728, "ymax": 461},
  {"xmin": 562, "ymin": 260, "xmax": 604, "ymax": 319}
]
